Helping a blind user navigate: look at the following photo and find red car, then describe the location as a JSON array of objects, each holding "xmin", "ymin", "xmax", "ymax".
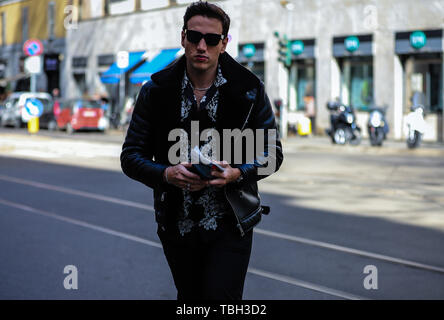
[{"xmin": 56, "ymin": 99, "xmax": 109, "ymax": 134}]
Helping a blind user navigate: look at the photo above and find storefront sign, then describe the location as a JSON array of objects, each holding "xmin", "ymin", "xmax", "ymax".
[
  {"xmin": 410, "ymin": 31, "xmax": 427, "ymax": 49},
  {"xmin": 333, "ymin": 35, "xmax": 372, "ymax": 57},
  {"xmin": 345, "ymin": 36, "xmax": 360, "ymax": 52},
  {"xmin": 242, "ymin": 44, "xmax": 256, "ymax": 58},
  {"xmin": 395, "ymin": 29, "xmax": 442, "ymax": 54}
]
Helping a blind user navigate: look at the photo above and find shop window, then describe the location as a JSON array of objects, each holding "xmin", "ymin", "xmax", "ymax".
[
  {"xmin": 340, "ymin": 58, "xmax": 373, "ymax": 111},
  {"xmin": 403, "ymin": 54, "xmax": 442, "ymax": 113},
  {"xmin": 289, "ymin": 61, "xmax": 315, "ymax": 112}
]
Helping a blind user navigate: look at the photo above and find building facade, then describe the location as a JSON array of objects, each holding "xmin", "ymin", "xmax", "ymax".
[
  {"xmin": 62, "ymin": 0, "xmax": 444, "ymax": 141},
  {"xmin": 0, "ymin": 0, "xmax": 68, "ymax": 95}
]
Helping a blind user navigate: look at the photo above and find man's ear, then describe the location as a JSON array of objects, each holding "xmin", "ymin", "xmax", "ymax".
[
  {"xmin": 220, "ymin": 37, "xmax": 228, "ymax": 54},
  {"xmin": 181, "ymin": 30, "xmax": 186, "ymax": 47}
]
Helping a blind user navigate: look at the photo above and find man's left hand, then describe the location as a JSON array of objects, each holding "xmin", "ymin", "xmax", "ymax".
[{"xmin": 208, "ymin": 161, "xmax": 241, "ymax": 187}]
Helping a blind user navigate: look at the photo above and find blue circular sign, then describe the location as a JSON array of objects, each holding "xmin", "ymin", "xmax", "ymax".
[
  {"xmin": 345, "ymin": 36, "xmax": 360, "ymax": 52},
  {"xmin": 291, "ymin": 40, "xmax": 305, "ymax": 55},
  {"xmin": 25, "ymin": 98, "xmax": 44, "ymax": 117},
  {"xmin": 242, "ymin": 44, "xmax": 256, "ymax": 58},
  {"xmin": 410, "ymin": 31, "xmax": 427, "ymax": 49}
]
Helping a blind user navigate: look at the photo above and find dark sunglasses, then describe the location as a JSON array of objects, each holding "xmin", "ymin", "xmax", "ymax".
[{"xmin": 184, "ymin": 29, "xmax": 225, "ymax": 46}]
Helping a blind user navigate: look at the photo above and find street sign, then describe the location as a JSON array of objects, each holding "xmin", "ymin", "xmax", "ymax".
[
  {"xmin": 24, "ymin": 98, "xmax": 44, "ymax": 118},
  {"xmin": 23, "ymin": 39, "xmax": 44, "ymax": 56},
  {"xmin": 117, "ymin": 51, "xmax": 129, "ymax": 69},
  {"xmin": 24, "ymin": 56, "xmax": 42, "ymax": 74}
]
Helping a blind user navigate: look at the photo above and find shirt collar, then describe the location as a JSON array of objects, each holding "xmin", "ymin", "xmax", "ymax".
[{"xmin": 182, "ymin": 64, "xmax": 227, "ymax": 90}]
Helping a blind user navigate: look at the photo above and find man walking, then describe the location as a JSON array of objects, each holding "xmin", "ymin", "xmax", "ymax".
[{"xmin": 121, "ymin": 1, "xmax": 283, "ymax": 300}]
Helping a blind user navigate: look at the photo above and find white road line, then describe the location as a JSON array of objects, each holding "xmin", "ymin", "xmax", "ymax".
[
  {"xmin": 247, "ymin": 268, "xmax": 367, "ymax": 300},
  {"xmin": 0, "ymin": 174, "xmax": 154, "ymax": 211},
  {"xmin": 253, "ymin": 229, "xmax": 444, "ymax": 274},
  {"xmin": 2, "ymin": 174, "xmax": 444, "ymax": 275},
  {"xmin": 0, "ymin": 198, "xmax": 364, "ymax": 300},
  {"xmin": 0, "ymin": 198, "xmax": 161, "ymax": 249}
]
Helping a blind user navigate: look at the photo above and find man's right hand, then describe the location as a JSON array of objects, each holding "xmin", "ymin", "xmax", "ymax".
[{"xmin": 164, "ymin": 163, "xmax": 208, "ymax": 192}]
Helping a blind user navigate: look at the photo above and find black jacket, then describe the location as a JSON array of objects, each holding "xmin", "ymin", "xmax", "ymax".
[{"xmin": 120, "ymin": 52, "xmax": 283, "ymax": 236}]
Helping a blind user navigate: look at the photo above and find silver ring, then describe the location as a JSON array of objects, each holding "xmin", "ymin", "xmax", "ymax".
[{"xmin": 186, "ymin": 183, "xmax": 190, "ymax": 190}]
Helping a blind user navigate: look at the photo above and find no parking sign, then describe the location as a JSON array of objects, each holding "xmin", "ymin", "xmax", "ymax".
[{"xmin": 23, "ymin": 39, "xmax": 44, "ymax": 57}]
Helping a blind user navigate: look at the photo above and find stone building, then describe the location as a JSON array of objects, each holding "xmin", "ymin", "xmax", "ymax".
[{"xmin": 64, "ymin": 0, "xmax": 444, "ymax": 141}]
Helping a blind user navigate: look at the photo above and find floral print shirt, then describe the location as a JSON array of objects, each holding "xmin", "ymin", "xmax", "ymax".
[{"xmin": 176, "ymin": 65, "xmax": 233, "ymax": 236}]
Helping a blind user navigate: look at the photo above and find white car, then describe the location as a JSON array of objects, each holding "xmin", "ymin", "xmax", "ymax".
[{"xmin": 0, "ymin": 92, "xmax": 53, "ymax": 128}]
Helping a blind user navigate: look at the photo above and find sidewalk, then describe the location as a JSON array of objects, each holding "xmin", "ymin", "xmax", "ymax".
[{"xmin": 282, "ymin": 134, "xmax": 444, "ymax": 157}]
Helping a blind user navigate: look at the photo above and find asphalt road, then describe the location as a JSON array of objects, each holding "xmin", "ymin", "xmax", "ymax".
[{"xmin": 1, "ymin": 131, "xmax": 444, "ymax": 300}]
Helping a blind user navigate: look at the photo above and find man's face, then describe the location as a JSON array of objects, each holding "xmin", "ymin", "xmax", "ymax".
[{"xmin": 181, "ymin": 15, "xmax": 228, "ymax": 74}]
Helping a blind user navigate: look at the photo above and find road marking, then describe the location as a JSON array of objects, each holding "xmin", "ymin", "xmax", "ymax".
[
  {"xmin": 0, "ymin": 198, "xmax": 161, "ymax": 248},
  {"xmin": 0, "ymin": 174, "xmax": 154, "ymax": 211},
  {"xmin": 0, "ymin": 198, "xmax": 364, "ymax": 300},
  {"xmin": 1, "ymin": 174, "xmax": 444, "ymax": 275},
  {"xmin": 253, "ymin": 228, "xmax": 444, "ymax": 274},
  {"xmin": 247, "ymin": 267, "xmax": 367, "ymax": 300}
]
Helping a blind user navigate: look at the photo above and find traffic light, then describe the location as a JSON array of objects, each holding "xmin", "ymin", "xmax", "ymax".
[{"xmin": 274, "ymin": 32, "xmax": 291, "ymax": 68}]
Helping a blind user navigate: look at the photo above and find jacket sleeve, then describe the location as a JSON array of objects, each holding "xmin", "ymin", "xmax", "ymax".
[
  {"xmin": 120, "ymin": 81, "xmax": 168, "ymax": 189},
  {"xmin": 235, "ymin": 83, "xmax": 284, "ymax": 183}
]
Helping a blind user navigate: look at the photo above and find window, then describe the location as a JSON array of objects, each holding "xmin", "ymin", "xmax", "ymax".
[
  {"xmin": 109, "ymin": 0, "xmax": 134, "ymax": 15},
  {"xmin": 404, "ymin": 55, "xmax": 443, "ymax": 113},
  {"xmin": 340, "ymin": 57, "xmax": 373, "ymax": 111},
  {"xmin": 141, "ymin": 0, "xmax": 168, "ymax": 11},
  {"xmin": 289, "ymin": 60, "xmax": 315, "ymax": 111},
  {"xmin": 176, "ymin": 0, "xmax": 194, "ymax": 4}
]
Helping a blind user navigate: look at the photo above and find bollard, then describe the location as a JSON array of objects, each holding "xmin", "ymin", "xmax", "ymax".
[{"xmin": 28, "ymin": 117, "xmax": 39, "ymax": 134}]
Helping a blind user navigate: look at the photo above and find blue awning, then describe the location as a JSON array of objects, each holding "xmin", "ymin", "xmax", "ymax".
[
  {"xmin": 129, "ymin": 48, "xmax": 181, "ymax": 84},
  {"xmin": 100, "ymin": 51, "xmax": 145, "ymax": 84}
]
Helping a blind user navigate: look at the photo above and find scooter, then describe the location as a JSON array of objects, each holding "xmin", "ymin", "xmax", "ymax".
[
  {"xmin": 326, "ymin": 100, "xmax": 361, "ymax": 145},
  {"xmin": 404, "ymin": 104, "xmax": 426, "ymax": 149},
  {"xmin": 367, "ymin": 105, "xmax": 389, "ymax": 146}
]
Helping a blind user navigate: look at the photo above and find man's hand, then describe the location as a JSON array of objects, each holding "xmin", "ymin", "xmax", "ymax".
[
  {"xmin": 208, "ymin": 161, "xmax": 241, "ymax": 188},
  {"xmin": 165, "ymin": 163, "xmax": 208, "ymax": 192}
]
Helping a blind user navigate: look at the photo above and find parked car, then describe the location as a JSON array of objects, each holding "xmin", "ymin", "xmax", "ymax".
[
  {"xmin": 0, "ymin": 92, "xmax": 53, "ymax": 128},
  {"xmin": 56, "ymin": 98, "xmax": 109, "ymax": 134},
  {"xmin": 39, "ymin": 99, "xmax": 60, "ymax": 131}
]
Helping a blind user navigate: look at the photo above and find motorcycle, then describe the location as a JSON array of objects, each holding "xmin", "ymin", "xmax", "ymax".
[
  {"xmin": 326, "ymin": 100, "xmax": 361, "ymax": 145},
  {"xmin": 367, "ymin": 105, "xmax": 389, "ymax": 147},
  {"xmin": 404, "ymin": 98, "xmax": 426, "ymax": 149}
]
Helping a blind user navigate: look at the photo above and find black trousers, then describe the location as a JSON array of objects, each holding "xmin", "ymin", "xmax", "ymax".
[{"xmin": 157, "ymin": 216, "xmax": 253, "ymax": 300}]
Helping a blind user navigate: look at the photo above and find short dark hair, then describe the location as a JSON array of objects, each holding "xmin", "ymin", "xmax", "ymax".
[{"xmin": 182, "ymin": 1, "xmax": 230, "ymax": 37}]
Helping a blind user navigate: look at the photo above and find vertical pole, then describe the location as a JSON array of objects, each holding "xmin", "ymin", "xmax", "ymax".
[
  {"xmin": 119, "ymin": 72, "xmax": 125, "ymax": 122},
  {"xmin": 31, "ymin": 74, "xmax": 36, "ymax": 92},
  {"xmin": 439, "ymin": 53, "xmax": 444, "ymax": 142}
]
